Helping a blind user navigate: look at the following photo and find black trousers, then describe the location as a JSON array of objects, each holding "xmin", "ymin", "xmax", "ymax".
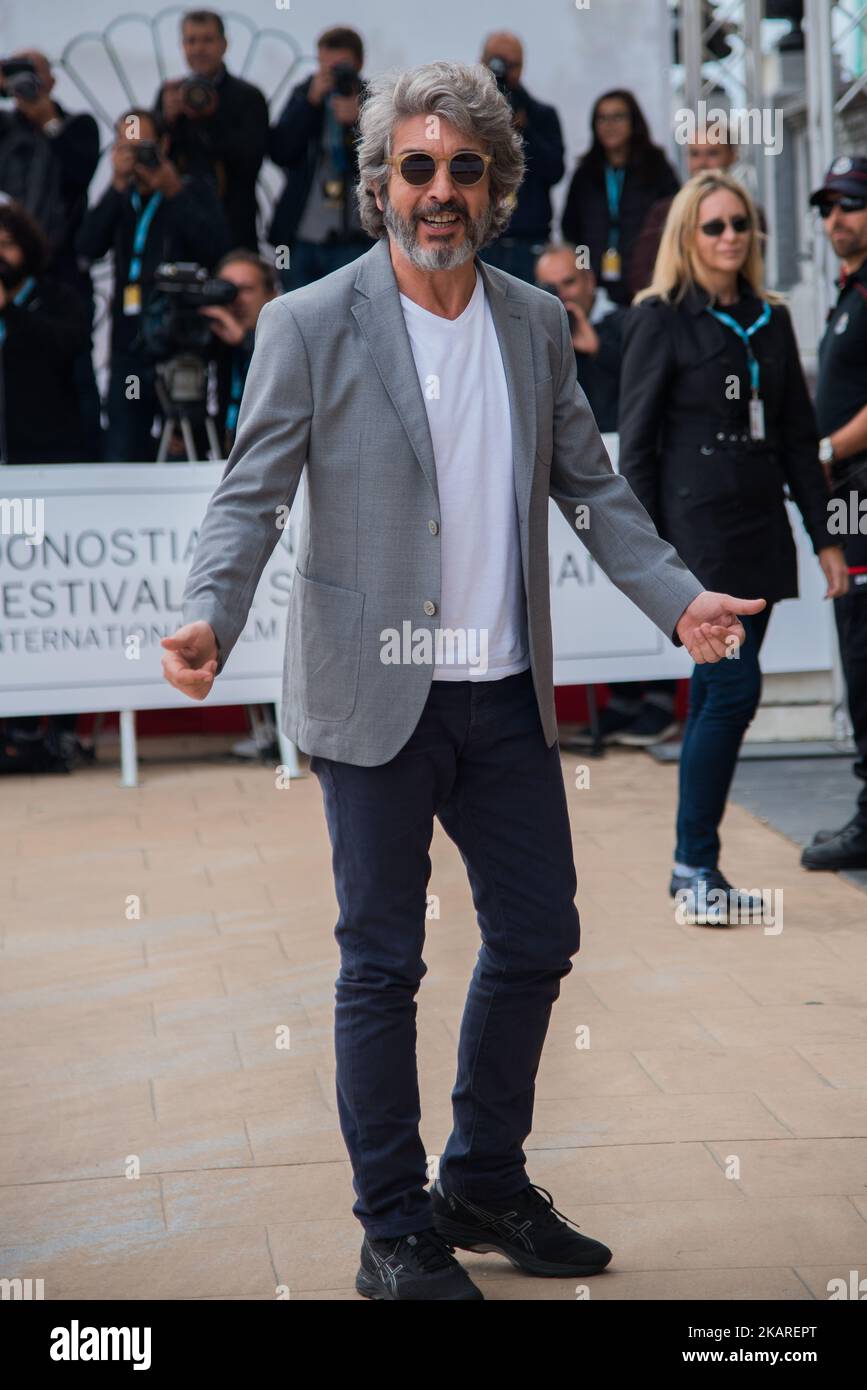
[
  {"xmin": 309, "ymin": 667, "xmax": 581, "ymax": 1237},
  {"xmin": 835, "ymin": 583, "xmax": 867, "ymax": 819}
]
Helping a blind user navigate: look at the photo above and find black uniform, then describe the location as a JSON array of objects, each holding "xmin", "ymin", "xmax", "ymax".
[
  {"xmin": 618, "ymin": 279, "xmax": 831, "ymax": 601},
  {"xmin": 816, "ymin": 258, "xmax": 867, "ymax": 819}
]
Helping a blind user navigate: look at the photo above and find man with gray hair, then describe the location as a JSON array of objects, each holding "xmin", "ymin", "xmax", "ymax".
[{"xmin": 164, "ymin": 60, "xmax": 765, "ymax": 1300}]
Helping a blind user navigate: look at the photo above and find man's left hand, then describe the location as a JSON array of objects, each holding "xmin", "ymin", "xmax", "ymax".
[{"xmin": 676, "ymin": 591, "xmax": 767, "ymax": 664}]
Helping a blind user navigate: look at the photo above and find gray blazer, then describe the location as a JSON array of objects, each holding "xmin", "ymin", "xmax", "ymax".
[{"xmin": 182, "ymin": 235, "xmax": 704, "ymax": 766}]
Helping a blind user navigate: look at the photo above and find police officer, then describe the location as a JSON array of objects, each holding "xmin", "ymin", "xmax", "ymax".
[{"xmin": 803, "ymin": 156, "xmax": 867, "ymax": 870}]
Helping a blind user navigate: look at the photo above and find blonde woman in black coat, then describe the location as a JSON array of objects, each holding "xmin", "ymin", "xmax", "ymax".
[{"xmin": 618, "ymin": 172, "xmax": 848, "ymax": 925}]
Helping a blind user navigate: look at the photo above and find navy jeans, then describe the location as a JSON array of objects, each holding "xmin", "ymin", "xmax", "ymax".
[
  {"xmin": 676, "ymin": 607, "xmax": 773, "ymax": 869},
  {"xmin": 309, "ymin": 666, "xmax": 581, "ymax": 1239}
]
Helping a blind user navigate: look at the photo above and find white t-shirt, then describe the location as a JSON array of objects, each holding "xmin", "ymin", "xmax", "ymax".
[{"xmin": 399, "ymin": 267, "xmax": 530, "ymax": 681}]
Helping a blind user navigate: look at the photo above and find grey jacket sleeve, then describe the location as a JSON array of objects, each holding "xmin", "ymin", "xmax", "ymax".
[
  {"xmin": 181, "ymin": 297, "xmax": 312, "ymax": 673},
  {"xmin": 547, "ymin": 299, "xmax": 705, "ymax": 645}
]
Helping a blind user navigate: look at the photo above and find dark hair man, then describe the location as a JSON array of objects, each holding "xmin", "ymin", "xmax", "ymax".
[
  {"xmin": 268, "ymin": 26, "xmax": 373, "ymax": 289},
  {"xmin": 77, "ymin": 107, "xmax": 230, "ymax": 461},
  {"xmin": 155, "ymin": 10, "xmax": 269, "ymax": 251},
  {"xmin": 803, "ymin": 156, "xmax": 867, "ymax": 871}
]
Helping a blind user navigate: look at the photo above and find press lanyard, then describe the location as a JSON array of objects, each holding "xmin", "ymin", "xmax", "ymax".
[
  {"xmin": 226, "ymin": 351, "xmax": 244, "ymax": 433},
  {"xmin": 601, "ymin": 165, "xmax": 625, "ymax": 281},
  {"xmin": 705, "ymin": 299, "xmax": 772, "ymax": 440},
  {"xmin": 0, "ymin": 276, "xmax": 36, "ymax": 346},
  {"xmin": 122, "ymin": 189, "xmax": 163, "ymax": 316},
  {"xmin": 128, "ymin": 189, "xmax": 163, "ymax": 283}
]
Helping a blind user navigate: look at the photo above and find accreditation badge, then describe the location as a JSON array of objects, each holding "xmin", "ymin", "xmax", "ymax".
[
  {"xmin": 601, "ymin": 247, "xmax": 621, "ymax": 281},
  {"xmin": 749, "ymin": 395, "xmax": 766, "ymax": 441},
  {"xmin": 123, "ymin": 283, "xmax": 142, "ymax": 316}
]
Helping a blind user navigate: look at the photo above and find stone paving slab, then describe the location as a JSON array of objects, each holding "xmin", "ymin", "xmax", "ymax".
[{"xmin": 1, "ymin": 744, "xmax": 866, "ymax": 1301}]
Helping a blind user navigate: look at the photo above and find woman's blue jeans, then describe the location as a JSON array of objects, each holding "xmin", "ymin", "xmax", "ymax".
[{"xmin": 675, "ymin": 606, "xmax": 774, "ymax": 869}]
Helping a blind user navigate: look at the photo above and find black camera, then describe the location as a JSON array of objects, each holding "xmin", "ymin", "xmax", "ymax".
[
  {"xmin": 141, "ymin": 261, "xmax": 238, "ymax": 359},
  {"xmin": 134, "ymin": 140, "xmax": 162, "ymax": 170},
  {"xmin": 486, "ymin": 56, "xmax": 510, "ymax": 97},
  {"xmin": 0, "ymin": 58, "xmax": 41, "ymax": 103},
  {"xmin": 331, "ymin": 62, "xmax": 360, "ymax": 98},
  {"xmin": 181, "ymin": 74, "xmax": 217, "ymax": 113}
]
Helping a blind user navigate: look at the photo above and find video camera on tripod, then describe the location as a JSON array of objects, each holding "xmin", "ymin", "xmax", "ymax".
[{"xmin": 141, "ymin": 261, "xmax": 238, "ymax": 461}]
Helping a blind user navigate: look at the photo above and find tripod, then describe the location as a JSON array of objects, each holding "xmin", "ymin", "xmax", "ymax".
[{"xmin": 154, "ymin": 352, "xmax": 222, "ymax": 462}]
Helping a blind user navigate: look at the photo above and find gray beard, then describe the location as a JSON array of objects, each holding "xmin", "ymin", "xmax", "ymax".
[{"xmin": 382, "ymin": 194, "xmax": 498, "ymax": 271}]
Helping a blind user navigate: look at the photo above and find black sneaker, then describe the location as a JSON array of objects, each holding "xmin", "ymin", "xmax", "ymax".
[
  {"xmin": 355, "ymin": 1227, "xmax": 484, "ymax": 1300},
  {"xmin": 810, "ymin": 814, "xmax": 867, "ymax": 846},
  {"xmin": 429, "ymin": 1179, "xmax": 612, "ymax": 1277},
  {"xmin": 801, "ymin": 819, "xmax": 867, "ymax": 871},
  {"xmin": 669, "ymin": 867, "xmax": 766, "ymax": 926},
  {"xmin": 564, "ymin": 705, "xmax": 640, "ymax": 747},
  {"xmin": 613, "ymin": 703, "xmax": 679, "ymax": 747}
]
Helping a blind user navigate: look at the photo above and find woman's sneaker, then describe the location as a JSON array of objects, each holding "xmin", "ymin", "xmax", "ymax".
[
  {"xmin": 429, "ymin": 1179, "xmax": 612, "ymax": 1277},
  {"xmin": 669, "ymin": 866, "xmax": 766, "ymax": 926},
  {"xmin": 355, "ymin": 1228, "xmax": 484, "ymax": 1300}
]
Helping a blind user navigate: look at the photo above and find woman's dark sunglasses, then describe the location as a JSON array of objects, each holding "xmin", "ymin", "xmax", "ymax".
[
  {"xmin": 817, "ymin": 195, "xmax": 867, "ymax": 218},
  {"xmin": 385, "ymin": 150, "xmax": 493, "ymax": 186},
  {"xmin": 698, "ymin": 215, "xmax": 752, "ymax": 237}
]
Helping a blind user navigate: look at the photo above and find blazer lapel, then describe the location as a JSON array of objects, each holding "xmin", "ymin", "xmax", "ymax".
[
  {"xmin": 351, "ymin": 238, "xmax": 439, "ymax": 503},
  {"xmin": 476, "ymin": 256, "xmax": 536, "ymax": 524},
  {"xmin": 351, "ymin": 239, "xmax": 536, "ymax": 518}
]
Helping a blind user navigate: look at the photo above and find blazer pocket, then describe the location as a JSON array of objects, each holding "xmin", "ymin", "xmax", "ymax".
[{"xmin": 290, "ymin": 569, "xmax": 365, "ymax": 723}]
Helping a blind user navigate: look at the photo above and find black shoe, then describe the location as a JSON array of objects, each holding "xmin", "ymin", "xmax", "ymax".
[
  {"xmin": 564, "ymin": 705, "xmax": 640, "ymax": 747},
  {"xmin": 669, "ymin": 867, "xmax": 766, "ymax": 926},
  {"xmin": 429, "ymin": 1179, "xmax": 612, "ymax": 1277},
  {"xmin": 355, "ymin": 1227, "xmax": 484, "ymax": 1300},
  {"xmin": 801, "ymin": 819, "xmax": 867, "ymax": 871},
  {"xmin": 810, "ymin": 814, "xmax": 867, "ymax": 846},
  {"xmin": 613, "ymin": 703, "xmax": 679, "ymax": 747}
]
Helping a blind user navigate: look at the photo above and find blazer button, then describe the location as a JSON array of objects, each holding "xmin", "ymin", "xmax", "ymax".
[
  {"xmin": 716, "ymin": 431, "xmax": 725, "ymax": 441},
  {"xmin": 428, "ymin": 519, "xmax": 439, "ymax": 534},
  {"xmin": 423, "ymin": 600, "xmax": 437, "ymax": 616}
]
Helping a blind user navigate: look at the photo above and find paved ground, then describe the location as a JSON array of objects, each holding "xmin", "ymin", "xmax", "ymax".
[{"xmin": 1, "ymin": 737, "xmax": 866, "ymax": 1301}]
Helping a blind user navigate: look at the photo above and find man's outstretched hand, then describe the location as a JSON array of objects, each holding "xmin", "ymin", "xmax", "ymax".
[
  {"xmin": 676, "ymin": 592, "xmax": 767, "ymax": 664},
  {"xmin": 161, "ymin": 621, "xmax": 218, "ymax": 699}
]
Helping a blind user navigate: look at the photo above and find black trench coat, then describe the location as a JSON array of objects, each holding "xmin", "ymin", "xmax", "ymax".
[{"xmin": 617, "ymin": 280, "xmax": 831, "ymax": 602}]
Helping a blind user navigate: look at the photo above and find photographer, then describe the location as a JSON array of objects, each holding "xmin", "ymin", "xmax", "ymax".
[
  {"xmin": 478, "ymin": 31, "xmax": 564, "ymax": 284},
  {"xmin": 0, "ymin": 48, "xmax": 101, "ymax": 456},
  {"xmin": 268, "ymin": 26, "xmax": 373, "ymax": 289},
  {"xmin": 77, "ymin": 108, "xmax": 229, "ymax": 461},
  {"xmin": 534, "ymin": 242, "xmax": 625, "ymax": 432},
  {"xmin": 155, "ymin": 10, "xmax": 268, "ymax": 253},
  {"xmin": 0, "ymin": 197, "xmax": 88, "ymax": 464},
  {"xmin": 200, "ymin": 248, "xmax": 278, "ymax": 455}
]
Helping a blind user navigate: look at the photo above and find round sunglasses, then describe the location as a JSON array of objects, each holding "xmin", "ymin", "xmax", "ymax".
[
  {"xmin": 698, "ymin": 215, "xmax": 752, "ymax": 237},
  {"xmin": 385, "ymin": 150, "xmax": 493, "ymax": 187}
]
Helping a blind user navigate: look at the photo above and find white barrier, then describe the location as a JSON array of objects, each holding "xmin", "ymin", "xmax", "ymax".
[{"xmin": 0, "ymin": 442, "xmax": 833, "ymax": 744}]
